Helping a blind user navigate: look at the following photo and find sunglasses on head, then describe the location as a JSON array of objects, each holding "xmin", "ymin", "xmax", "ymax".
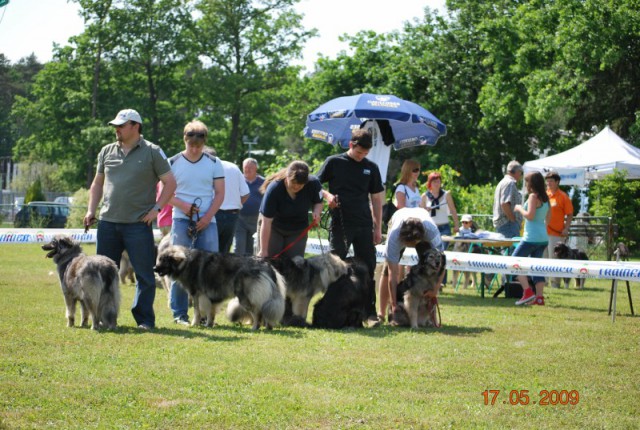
[
  {"xmin": 412, "ymin": 168, "xmax": 420, "ymax": 173},
  {"xmin": 185, "ymin": 131, "xmax": 206, "ymax": 138}
]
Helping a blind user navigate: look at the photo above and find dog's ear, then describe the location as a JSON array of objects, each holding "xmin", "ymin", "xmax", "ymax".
[{"xmin": 58, "ymin": 236, "xmax": 75, "ymax": 249}]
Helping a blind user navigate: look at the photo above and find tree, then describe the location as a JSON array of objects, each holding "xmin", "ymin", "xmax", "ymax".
[
  {"xmin": 588, "ymin": 171, "xmax": 640, "ymax": 248},
  {"xmin": 194, "ymin": 0, "xmax": 315, "ymax": 160}
]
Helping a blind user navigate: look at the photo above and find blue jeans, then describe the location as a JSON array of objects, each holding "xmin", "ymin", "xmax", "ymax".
[
  {"xmin": 170, "ymin": 218, "xmax": 219, "ymax": 320},
  {"xmin": 512, "ymin": 241, "xmax": 548, "ymax": 285},
  {"xmin": 215, "ymin": 211, "xmax": 239, "ymax": 254},
  {"xmin": 437, "ymin": 223, "xmax": 452, "ymax": 284},
  {"xmin": 97, "ymin": 221, "xmax": 156, "ymax": 328},
  {"xmin": 234, "ymin": 214, "xmax": 258, "ymax": 256},
  {"xmin": 497, "ymin": 221, "xmax": 521, "ymax": 239}
]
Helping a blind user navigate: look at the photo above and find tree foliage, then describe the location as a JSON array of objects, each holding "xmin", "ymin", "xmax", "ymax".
[
  {"xmin": 2, "ymin": 0, "xmax": 639, "ymax": 240},
  {"xmin": 588, "ymin": 171, "xmax": 640, "ymax": 246}
]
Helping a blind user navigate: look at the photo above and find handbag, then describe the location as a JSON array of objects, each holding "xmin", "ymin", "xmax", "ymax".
[{"xmin": 382, "ymin": 184, "xmax": 408, "ymax": 225}]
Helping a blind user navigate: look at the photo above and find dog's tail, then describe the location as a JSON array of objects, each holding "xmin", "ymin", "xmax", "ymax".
[
  {"xmin": 259, "ymin": 269, "xmax": 286, "ymax": 327},
  {"xmin": 226, "ymin": 297, "xmax": 253, "ymax": 324},
  {"xmin": 98, "ymin": 265, "xmax": 121, "ymax": 329}
]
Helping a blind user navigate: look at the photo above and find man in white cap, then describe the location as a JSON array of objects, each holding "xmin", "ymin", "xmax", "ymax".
[{"xmin": 84, "ymin": 109, "xmax": 176, "ymax": 330}]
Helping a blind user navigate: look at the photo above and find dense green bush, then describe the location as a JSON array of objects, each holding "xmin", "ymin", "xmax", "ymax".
[
  {"xmin": 588, "ymin": 170, "xmax": 640, "ymax": 249},
  {"xmin": 24, "ymin": 177, "xmax": 45, "ymax": 204},
  {"xmin": 65, "ymin": 188, "xmax": 90, "ymax": 229}
]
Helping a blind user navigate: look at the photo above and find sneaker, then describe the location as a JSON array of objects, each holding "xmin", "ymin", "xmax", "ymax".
[
  {"xmin": 137, "ymin": 324, "xmax": 152, "ymax": 330},
  {"xmin": 528, "ymin": 296, "xmax": 545, "ymax": 306},
  {"xmin": 515, "ymin": 288, "xmax": 536, "ymax": 306},
  {"xmin": 366, "ymin": 315, "xmax": 381, "ymax": 328},
  {"xmin": 174, "ymin": 316, "xmax": 190, "ymax": 326}
]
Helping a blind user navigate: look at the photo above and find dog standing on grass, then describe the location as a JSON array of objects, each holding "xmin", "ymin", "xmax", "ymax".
[
  {"xmin": 155, "ymin": 245, "xmax": 286, "ymax": 329},
  {"xmin": 552, "ymin": 242, "xmax": 589, "ymax": 289},
  {"xmin": 42, "ymin": 235, "xmax": 121, "ymax": 330}
]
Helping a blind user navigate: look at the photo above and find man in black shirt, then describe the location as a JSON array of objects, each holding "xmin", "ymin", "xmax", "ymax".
[{"xmin": 316, "ymin": 129, "xmax": 385, "ymax": 327}]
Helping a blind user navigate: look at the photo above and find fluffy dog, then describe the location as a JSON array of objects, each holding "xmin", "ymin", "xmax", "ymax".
[
  {"xmin": 119, "ymin": 250, "xmax": 136, "ymax": 284},
  {"xmin": 226, "ymin": 260, "xmax": 287, "ymax": 330},
  {"xmin": 616, "ymin": 242, "xmax": 630, "ymax": 261},
  {"xmin": 311, "ymin": 259, "xmax": 369, "ymax": 329},
  {"xmin": 392, "ymin": 248, "xmax": 446, "ymax": 329},
  {"xmin": 154, "ymin": 245, "xmax": 285, "ymax": 329},
  {"xmin": 269, "ymin": 253, "xmax": 350, "ymax": 324},
  {"xmin": 553, "ymin": 242, "xmax": 589, "ymax": 289},
  {"xmin": 42, "ymin": 235, "xmax": 120, "ymax": 330}
]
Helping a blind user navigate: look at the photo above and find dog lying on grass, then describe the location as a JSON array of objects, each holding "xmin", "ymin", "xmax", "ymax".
[{"xmin": 42, "ymin": 235, "xmax": 120, "ymax": 330}]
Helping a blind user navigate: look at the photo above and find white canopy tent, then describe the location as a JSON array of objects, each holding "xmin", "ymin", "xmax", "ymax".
[{"xmin": 523, "ymin": 126, "xmax": 640, "ymax": 186}]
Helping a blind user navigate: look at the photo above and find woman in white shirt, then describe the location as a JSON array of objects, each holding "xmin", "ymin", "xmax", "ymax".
[
  {"xmin": 394, "ymin": 159, "xmax": 422, "ymax": 209},
  {"xmin": 421, "ymin": 171, "xmax": 460, "ymax": 287}
]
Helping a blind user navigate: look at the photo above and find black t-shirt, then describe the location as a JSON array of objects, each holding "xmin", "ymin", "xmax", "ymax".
[
  {"xmin": 316, "ymin": 153, "xmax": 384, "ymax": 226},
  {"xmin": 260, "ymin": 177, "xmax": 323, "ymax": 231}
]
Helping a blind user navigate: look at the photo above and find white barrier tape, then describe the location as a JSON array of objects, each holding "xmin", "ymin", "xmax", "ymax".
[
  {"xmin": 0, "ymin": 228, "xmax": 163, "ymax": 244},
  {"xmin": 305, "ymin": 238, "xmax": 640, "ymax": 282},
  {"xmin": 4, "ymin": 230, "xmax": 639, "ymax": 282}
]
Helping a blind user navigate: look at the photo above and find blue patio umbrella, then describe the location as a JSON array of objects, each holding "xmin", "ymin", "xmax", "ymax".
[{"xmin": 303, "ymin": 93, "xmax": 447, "ymax": 149}]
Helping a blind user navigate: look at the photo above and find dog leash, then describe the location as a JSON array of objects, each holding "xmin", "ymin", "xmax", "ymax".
[
  {"xmin": 272, "ymin": 219, "xmax": 319, "ymax": 259},
  {"xmin": 187, "ymin": 198, "xmax": 202, "ymax": 249}
]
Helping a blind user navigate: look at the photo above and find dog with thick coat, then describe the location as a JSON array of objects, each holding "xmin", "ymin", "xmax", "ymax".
[
  {"xmin": 155, "ymin": 245, "xmax": 286, "ymax": 330},
  {"xmin": 42, "ymin": 235, "xmax": 120, "ymax": 330}
]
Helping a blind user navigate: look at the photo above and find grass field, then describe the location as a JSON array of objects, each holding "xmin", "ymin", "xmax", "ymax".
[{"xmin": 1, "ymin": 243, "xmax": 638, "ymax": 429}]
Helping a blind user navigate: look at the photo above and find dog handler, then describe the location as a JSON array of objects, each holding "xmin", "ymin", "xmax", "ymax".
[
  {"xmin": 381, "ymin": 207, "xmax": 444, "ymax": 323},
  {"xmin": 316, "ymin": 129, "xmax": 385, "ymax": 327},
  {"xmin": 167, "ymin": 120, "xmax": 225, "ymax": 326},
  {"xmin": 84, "ymin": 109, "xmax": 176, "ymax": 330}
]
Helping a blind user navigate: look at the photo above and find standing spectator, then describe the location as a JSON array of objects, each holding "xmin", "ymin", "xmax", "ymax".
[
  {"xmin": 84, "ymin": 109, "xmax": 176, "ymax": 330},
  {"xmin": 394, "ymin": 159, "xmax": 422, "ymax": 209},
  {"xmin": 513, "ymin": 172, "xmax": 550, "ymax": 306},
  {"xmin": 215, "ymin": 159, "xmax": 250, "ymax": 253},
  {"xmin": 421, "ymin": 171, "xmax": 460, "ymax": 286},
  {"xmin": 156, "ymin": 183, "xmax": 173, "ymax": 236},
  {"xmin": 544, "ymin": 171, "xmax": 574, "ymax": 288},
  {"xmin": 492, "ymin": 160, "xmax": 523, "ymax": 238},
  {"xmin": 167, "ymin": 121, "xmax": 225, "ymax": 325},
  {"xmin": 258, "ymin": 161, "xmax": 323, "ymax": 259},
  {"xmin": 380, "ymin": 207, "xmax": 443, "ymax": 323},
  {"xmin": 234, "ymin": 158, "xmax": 264, "ymax": 256},
  {"xmin": 316, "ymin": 129, "xmax": 385, "ymax": 327}
]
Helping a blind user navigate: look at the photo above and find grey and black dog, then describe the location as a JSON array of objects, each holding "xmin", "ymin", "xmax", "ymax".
[
  {"xmin": 155, "ymin": 245, "xmax": 286, "ymax": 330},
  {"xmin": 268, "ymin": 253, "xmax": 350, "ymax": 325},
  {"xmin": 42, "ymin": 235, "xmax": 120, "ymax": 330},
  {"xmin": 553, "ymin": 242, "xmax": 589, "ymax": 289},
  {"xmin": 392, "ymin": 247, "xmax": 446, "ymax": 329}
]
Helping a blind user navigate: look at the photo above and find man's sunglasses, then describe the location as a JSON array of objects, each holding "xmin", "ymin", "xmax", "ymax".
[{"xmin": 185, "ymin": 131, "xmax": 206, "ymax": 138}]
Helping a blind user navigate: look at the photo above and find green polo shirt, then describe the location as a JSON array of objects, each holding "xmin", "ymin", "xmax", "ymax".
[{"xmin": 97, "ymin": 137, "xmax": 171, "ymax": 223}]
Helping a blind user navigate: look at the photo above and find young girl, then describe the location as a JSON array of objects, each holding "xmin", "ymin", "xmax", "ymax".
[{"xmin": 513, "ymin": 171, "xmax": 550, "ymax": 306}]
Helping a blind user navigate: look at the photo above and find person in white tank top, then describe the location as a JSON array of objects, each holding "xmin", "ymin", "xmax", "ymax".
[{"xmin": 420, "ymin": 171, "xmax": 460, "ymax": 287}]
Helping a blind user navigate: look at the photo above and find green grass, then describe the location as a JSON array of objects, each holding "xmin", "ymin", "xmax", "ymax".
[{"xmin": 1, "ymin": 244, "xmax": 638, "ymax": 429}]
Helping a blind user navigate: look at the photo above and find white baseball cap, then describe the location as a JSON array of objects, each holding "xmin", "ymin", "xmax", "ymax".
[
  {"xmin": 109, "ymin": 109, "xmax": 142, "ymax": 126},
  {"xmin": 461, "ymin": 214, "xmax": 473, "ymax": 222}
]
